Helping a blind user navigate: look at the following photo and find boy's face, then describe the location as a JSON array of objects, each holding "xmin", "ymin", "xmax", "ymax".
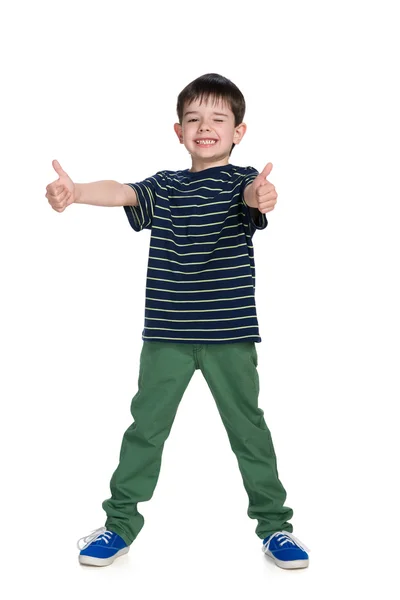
[{"xmin": 174, "ymin": 96, "xmax": 246, "ymax": 171}]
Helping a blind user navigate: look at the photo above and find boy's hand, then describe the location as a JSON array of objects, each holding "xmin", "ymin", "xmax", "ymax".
[
  {"xmin": 45, "ymin": 160, "xmax": 76, "ymax": 212},
  {"xmin": 252, "ymin": 162, "xmax": 278, "ymax": 213}
]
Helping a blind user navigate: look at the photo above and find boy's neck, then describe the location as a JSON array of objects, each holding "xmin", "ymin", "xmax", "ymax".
[{"xmin": 189, "ymin": 158, "xmax": 231, "ymax": 173}]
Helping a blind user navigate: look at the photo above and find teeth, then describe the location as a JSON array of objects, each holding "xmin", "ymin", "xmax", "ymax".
[{"xmin": 196, "ymin": 140, "xmax": 216, "ymax": 145}]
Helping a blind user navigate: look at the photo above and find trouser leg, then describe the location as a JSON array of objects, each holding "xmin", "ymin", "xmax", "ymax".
[
  {"xmin": 102, "ymin": 341, "xmax": 196, "ymax": 545},
  {"xmin": 197, "ymin": 341, "xmax": 294, "ymax": 539}
]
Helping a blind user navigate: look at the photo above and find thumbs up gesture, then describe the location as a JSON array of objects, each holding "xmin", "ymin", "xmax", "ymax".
[
  {"xmin": 252, "ymin": 162, "xmax": 278, "ymax": 214},
  {"xmin": 45, "ymin": 160, "xmax": 76, "ymax": 212}
]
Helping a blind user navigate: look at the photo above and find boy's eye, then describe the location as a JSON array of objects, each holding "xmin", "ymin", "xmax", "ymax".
[{"xmin": 188, "ymin": 119, "xmax": 223, "ymax": 122}]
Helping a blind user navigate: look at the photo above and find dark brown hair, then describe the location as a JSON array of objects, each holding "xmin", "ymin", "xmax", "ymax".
[{"xmin": 176, "ymin": 73, "xmax": 246, "ymax": 155}]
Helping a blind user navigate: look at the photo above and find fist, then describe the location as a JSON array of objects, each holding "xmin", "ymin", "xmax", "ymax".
[
  {"xmin": 253, "ymin": 163, "xmax": 278, "ymax": 213},
  {"xmin": 45, "ymin": 160, "xmax": 76, "ymax": 212}
]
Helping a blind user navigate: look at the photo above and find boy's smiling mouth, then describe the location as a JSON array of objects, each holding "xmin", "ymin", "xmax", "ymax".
[{"xmin": 195, "ymin": 139, "xmax": 218, "ymax": 146}]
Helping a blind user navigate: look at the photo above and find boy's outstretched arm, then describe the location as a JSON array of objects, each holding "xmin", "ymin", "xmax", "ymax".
[
  {"xmin": 46, "ymin": 159, "xmax": 138, "ymax": 211},
  {"xmin": 75, "ymin": 182, "xmax": 138, "ymax": 207}
]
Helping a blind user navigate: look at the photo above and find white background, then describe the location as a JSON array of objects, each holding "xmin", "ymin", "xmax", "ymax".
[{"xmin": 1, "ymin": 0, "xmax": 399, "ymax": 597}]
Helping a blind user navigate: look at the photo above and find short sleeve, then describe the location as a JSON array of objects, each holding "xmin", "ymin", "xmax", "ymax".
[
  {"xmin": 240, "ymin": 166, "xmax": 268, "ymax": 237},
  {"xmin": 123, "ymin": 171, "xmax": 165, "ymax": 232}
]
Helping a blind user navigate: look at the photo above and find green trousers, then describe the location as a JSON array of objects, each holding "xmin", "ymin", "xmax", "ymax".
[{"xmin": 102, "ymin": 341, "xmax": 293, "ymax": 545}]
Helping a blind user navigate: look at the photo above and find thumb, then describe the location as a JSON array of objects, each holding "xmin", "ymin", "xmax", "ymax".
[
  {"xmin": 52, "ymin": 159, "xmax": 66, "ymax": 178},
  {"xmin": 259, "ymin": 162, "xmax": 273, "ymax": 180}
]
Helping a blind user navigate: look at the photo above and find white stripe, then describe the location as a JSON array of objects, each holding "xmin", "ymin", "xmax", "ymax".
[
  {"xmin": 145, "ymin": 305, "xmax": 256, "ymax": 313},
  {"xmin": 149, "ymin": 253, "xmax": 250, "ymax": 267},
  {"xmin": 152, "ymin": 222, "xmax": 250, "ymax": 238},
  {"xmin": 149, "ymin": 242, "xmax": 247, "ymax": 257},
  {"xmin": 147, "ymin": 274, "xmax": 254, "ymax": 284},
  {"xmin": 145, "ymin": 325, "xmax": 259, "ymax": 332},
  {"xmin": 145, "ymin": 316, "xmax": 255, "ymax": 322},
  {"xmin": 150, "ymin": 234, "xmax": 253, "ymax": 248},
  {"xmin": 143, "ymin": 334, "xmax": 259, "ymax": 341},
  {"xmin": 146, "ymin": 284, "xmax": 253, "ymax": 294},
  {"xmin": 167, "ymin": 175, "xmax": 236, "ymax": 186},
  {"xmin": 156, "ymin": 212, "xmax": 245, "ymax": 228},
  {"xmin": 146, "ymin": 295, "xmax": 255, "ymax": 303},
  {"xmin": 166, "ymin": 177, "xmax": 242, "ymax": 192},
  {"xmin": 148, "ymin": 264, "xmax": 254, "ymax": 275},
  {"xmin": 158, "ymin": 207, "xmax": 233, "ymax": 218}
]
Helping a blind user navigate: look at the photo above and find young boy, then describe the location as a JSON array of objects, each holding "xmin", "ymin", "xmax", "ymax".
[{"xmin": 46, "ymin": 73, "xmax": 309, "ymax": 570}]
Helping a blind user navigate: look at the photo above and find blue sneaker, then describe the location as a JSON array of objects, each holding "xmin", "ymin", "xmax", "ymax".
[
  {"xmin": 262, "ymin": 531, "xmax": 310, "ymax": 569},
  {"xmin": 77, "ymin": 527, "xmax": 130, "ymax": 566}
]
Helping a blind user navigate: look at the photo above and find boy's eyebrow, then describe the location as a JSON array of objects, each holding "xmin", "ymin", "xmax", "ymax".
[{"xmin": 184, "ymin": 111, "xmax": 229, "ymax": 117}]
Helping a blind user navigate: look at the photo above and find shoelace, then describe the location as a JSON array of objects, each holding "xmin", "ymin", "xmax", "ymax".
[
  {"xmin": 263, "ymin": 531, "xmax": 310, "ymax": 553},
  {"xmin": 77, "ymin": 526, "xmax": 113, "ymax": 550}
]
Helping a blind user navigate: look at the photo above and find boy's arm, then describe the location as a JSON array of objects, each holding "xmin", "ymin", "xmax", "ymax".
[{"xmin": 75, "ymin": 181, "xmax": 138, "ymax": 207}]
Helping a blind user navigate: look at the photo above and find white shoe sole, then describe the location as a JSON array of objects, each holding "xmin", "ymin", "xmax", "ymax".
[
  {"xmin": 262, "ymin": 545, "xmax": 309, "ymax": 569},
  {"xmin": 79, "ymin": 546, "xmax": 130, "ymax": 567}
]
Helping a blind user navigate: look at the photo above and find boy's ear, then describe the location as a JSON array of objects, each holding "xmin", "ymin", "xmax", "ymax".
[
  {"xmin": 233, "ymin": 122, "xmax": 247, "ymax": 145},
  {"xmin": 174, "ymin": 123, "xmax": 184, "ymax": 143}
]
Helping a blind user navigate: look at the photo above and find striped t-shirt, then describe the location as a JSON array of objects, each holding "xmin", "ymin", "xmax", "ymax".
[{"xmin": 123, "ymin": 163, "xmax": 267, "ymax": 344}]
